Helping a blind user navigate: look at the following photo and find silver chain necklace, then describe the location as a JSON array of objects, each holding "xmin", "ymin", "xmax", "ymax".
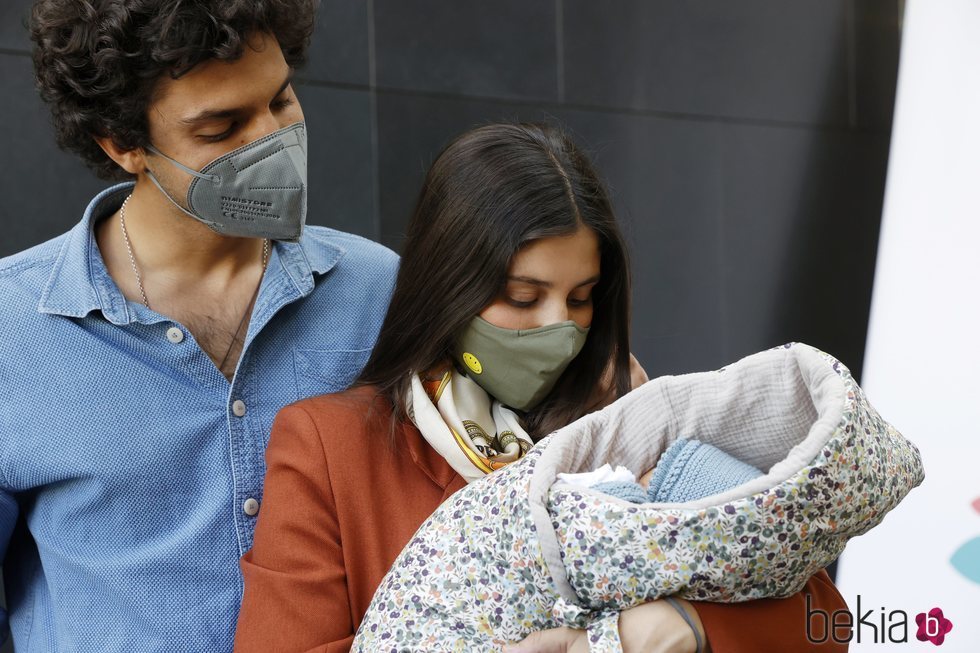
[
  {"xmin": 118, "ymin": 194, "xmax": 270, "ymax": 373},
  {"xmin": 118, "ymin": 194, "xmax": 151, "ymax": 308}
]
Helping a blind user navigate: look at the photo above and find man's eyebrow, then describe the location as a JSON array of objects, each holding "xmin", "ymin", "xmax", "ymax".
[
  {"xmin": 179, "ymin": 73, "xmax": 294, "ymax": 125},
  {"xmin": 507, "ymin": 274, "xmax": 600, "ymax": 289},
  {"xmin": 272, "ymin": 73, "xmax": 294, "ymax": 101},
  {"xmin": 180, "ymin": 107, "xmax": 241, "ymax": 125}
]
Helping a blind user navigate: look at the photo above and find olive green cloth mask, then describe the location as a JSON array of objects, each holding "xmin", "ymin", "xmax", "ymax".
[{"xmin": 452, "ymin": 316, "xmax": 589, "ymax": 411}]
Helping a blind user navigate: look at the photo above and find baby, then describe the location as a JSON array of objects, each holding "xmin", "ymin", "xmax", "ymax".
[{"xmin": 351, "ymin": 344, "xmax": 924, "ymax": 653}]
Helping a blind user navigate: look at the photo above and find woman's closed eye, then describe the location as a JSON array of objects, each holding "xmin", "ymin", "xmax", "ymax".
[
  {"xmin": 506, "ymin": 296, "xmax": 537, "ymax": 308},
  {"xmin": 505, "ymin": 294, "xmax": 593, "ymax": 309}
]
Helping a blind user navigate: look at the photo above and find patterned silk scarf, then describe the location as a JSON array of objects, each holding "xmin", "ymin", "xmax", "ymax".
[{"xmin": 406, "ymin": 363, "xmax": 535, "ymax": 483}]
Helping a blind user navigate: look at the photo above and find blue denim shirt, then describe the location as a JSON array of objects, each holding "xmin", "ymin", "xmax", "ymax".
[{"xmin": 0, "ymin": 183, "xmax": 399, "ymax": 652}]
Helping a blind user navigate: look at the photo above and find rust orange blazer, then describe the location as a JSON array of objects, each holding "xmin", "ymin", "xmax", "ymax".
[{"xmin": 234, "ymin": 387, "xmax": 848, "ymax": 652}]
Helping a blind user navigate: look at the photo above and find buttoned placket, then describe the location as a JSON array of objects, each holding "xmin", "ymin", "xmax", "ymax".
[
  {"xmin": 83, "ymin": 211, "xmax": 317, "ymax": 556},
  {"xmin": 225, "ymin": 240, "xmax": 333, "ymax": 555},
  {"xmin": 37, "ymin": 183, "xmax": 347, "ymax": 557}
]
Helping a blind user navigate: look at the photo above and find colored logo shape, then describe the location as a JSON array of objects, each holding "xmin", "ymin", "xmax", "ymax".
[
  {"xmin": 950, "ymin": 497, "xmax": 980, "ymax": 584},
  {"xmin": 462, "ymin": 352, "xmax": 482, "ymax": 374},
  {"xmin": 950, "ymin": 536, "xmax": 980, "ymax": 585},
  {"xmin": 915, "ymin": 608, "xmax": 953, "ymax": 646}
]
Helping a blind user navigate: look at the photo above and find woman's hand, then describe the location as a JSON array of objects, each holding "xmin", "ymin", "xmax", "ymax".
[
  {"xmin": 504, "ymin": 598, "xmax": 706, "ymax": 653},
  {"xmin": 503, "ymin": 626, "xmax": 590, "ymax": 653},
  {"xmin": 617, "ymin": 599, "xmax": 706, "ymax": 653}
]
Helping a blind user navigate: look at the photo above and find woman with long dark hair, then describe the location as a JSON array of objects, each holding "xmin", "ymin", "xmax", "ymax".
[{"xmin": 233, "ymin": 123, "xmax": 846, "ymax": 652}]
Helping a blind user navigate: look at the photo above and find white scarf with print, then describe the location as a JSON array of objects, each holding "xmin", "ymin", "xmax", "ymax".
[{"xmin": 406, "ymin": 367, "xmax": 534, "ymax": 483}]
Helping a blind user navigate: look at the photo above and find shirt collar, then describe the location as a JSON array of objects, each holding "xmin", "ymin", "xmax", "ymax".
[
  {"xmin": 38, "ymin": 183, "xmax": 132, "ymax": 323},
  {"xmin": 271, "ymin": 231, "xmax": 346, "ymax": 299},
  {"xmin": 38, "ymin": 182, "xmax": 346, "ymax": 323}
]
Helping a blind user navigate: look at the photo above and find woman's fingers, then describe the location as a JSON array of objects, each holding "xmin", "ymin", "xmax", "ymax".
[{"xmin": 503, "ymin": 626, "xmax": 589, "ymax": 653}]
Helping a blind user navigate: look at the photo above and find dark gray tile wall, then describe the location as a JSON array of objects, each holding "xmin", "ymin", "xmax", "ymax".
[
  {"xmin": 563, "ymin": 0, "xmax": 853, "ymax": 125},
  {"xmin": 297, "ymin": 83, "xmax": 377, "ymax": 238},
  {"xmin": 374, "ymin": 0, "xmax": 559, "ymax": 101},
  {"xmin": 0, "ymin": 2, "xmax": 900, "ymax": 642},
  {"xmin": 375, "ymin": 92, "xmax": 556, "ymax": 247},
  {"xmin": 0, "ymin": 1, "xmax": 32, "ymax": 52},
  {"xmin": 0, "ymin": 52, "xmax": 107, "ymax": 253},
  {"xmin": 302, "ymin": 0, "xmax": 372, "ymax": 86},
  {"xmin": 854, "ymin": 0, "xmax": 903, "ymax": 130},
  {"xmin": 718, "ymin": 124, "xmax": 890, "ymax": 371}
]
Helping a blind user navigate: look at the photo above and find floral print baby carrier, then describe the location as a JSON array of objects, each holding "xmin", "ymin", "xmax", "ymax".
[{"xmin": 351, "ymin": 343, "xmax": 924, "ymax": 652}]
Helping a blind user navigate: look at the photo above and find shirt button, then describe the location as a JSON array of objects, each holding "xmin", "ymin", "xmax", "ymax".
[
  {"xmin": 243, "ymin": 498, "xmax": 260, "ymax": 516},
  {"xmin": 166, "ymin": 327, "xmax": 184, "ymax": 344},
  {"xmin": 232, "ymin": 400, "xmax": 247, "ymax": 417}
]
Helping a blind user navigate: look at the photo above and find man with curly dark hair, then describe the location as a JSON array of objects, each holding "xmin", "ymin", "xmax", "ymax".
[{"xmin": 0, "ymin": 1, "xmax": 398, "ymax": 651}]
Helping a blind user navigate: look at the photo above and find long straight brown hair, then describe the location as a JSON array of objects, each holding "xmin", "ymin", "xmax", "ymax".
[{"xmin": 357, "ymin": 122, "xmax": 632, "ymax": 440}]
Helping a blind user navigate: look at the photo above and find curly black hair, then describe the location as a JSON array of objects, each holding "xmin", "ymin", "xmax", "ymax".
[{"xmin": 30, "ymin": 0, "xmax": 319, "ymax": 180}]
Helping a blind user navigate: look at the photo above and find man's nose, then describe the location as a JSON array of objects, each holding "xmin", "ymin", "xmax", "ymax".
[{"xmin": 244, "ymin": 112, "xmax": 288, "ymax": 144}]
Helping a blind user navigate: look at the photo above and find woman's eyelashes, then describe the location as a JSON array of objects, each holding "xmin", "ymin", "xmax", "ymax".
[{"xmin": 504, "ymin": 294, "xmax": 593, "ymax": 309}]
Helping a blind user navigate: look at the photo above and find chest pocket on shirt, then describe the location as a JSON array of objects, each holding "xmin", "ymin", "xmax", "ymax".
[{"xmin": 294, "ymin": 348, "xmax": 372, "ymax": 399}]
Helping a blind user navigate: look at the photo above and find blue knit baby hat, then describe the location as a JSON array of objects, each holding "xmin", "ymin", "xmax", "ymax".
[
  {"xmin": 594, "ymin": 438, "xmax": 763, "ymax": 503},
  {"xmin": 646, "ymin": 438, "xmax": 763, "ymax": 502}
]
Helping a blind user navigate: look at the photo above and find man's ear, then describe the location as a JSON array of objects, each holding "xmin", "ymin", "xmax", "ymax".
[{"xmin": 94, "ymin": 136, "xmax": 148, "ymax": 176}]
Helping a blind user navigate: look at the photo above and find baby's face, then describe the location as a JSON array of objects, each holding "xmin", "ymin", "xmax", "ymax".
[{"xmin": 638, "ymin": 467, "xmax": 655, "ymax": 488}]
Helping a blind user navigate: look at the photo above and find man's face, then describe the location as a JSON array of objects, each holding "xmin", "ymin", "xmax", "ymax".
[{"xmin": 141, "ymin": 31, "xmax": 305, "ymax": 200}]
